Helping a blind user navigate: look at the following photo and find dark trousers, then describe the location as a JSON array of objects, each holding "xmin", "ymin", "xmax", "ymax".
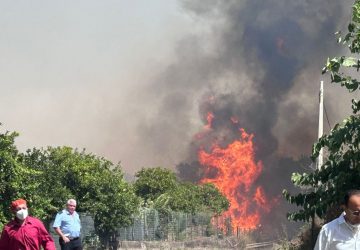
[{"xmin": 59, "ymin": 237, "xmax": 83, "ymax": 250}]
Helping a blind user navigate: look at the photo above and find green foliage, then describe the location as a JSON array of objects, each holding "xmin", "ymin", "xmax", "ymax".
[
  {"xmin": 134, "ymin": 167, "xmax": 177, "ymax": 202},
  {"xmin": 0, "ymin": 129, "xmax": 140, "ymax": 238},
  {"xmin": 284, "ymin": 0, "xmax": 360, "ymax": 222},
  {"xmin": 80, "ymin": 163, "xmax": 140, "ymax": 236},
  {"xmin": 322, "ymin": 0, "xmax": 360, "ymax": 95},
  {"xmin": 0, "ymin": 124, "xmax": 227, "ymax": 244},
  {"xmin": 0, "ymin": 131, "xmax": 43, "ymax": 228},
  {"xmin": 199, "ymin": 183, "xmax": 230, "ymax": 215},
  {"xmin": 21, "ymin": 147, "xmax": 75, "ymax": 221},
  {"xmin": 0, "ymin": 131, "xmax": 21, "ymax": 226},
  {"xmin": 135, "ymin": 167, "xmax": 229, "ymax": 215},
  {"xmin": 23, "ymin": 146, "xmax": 140, "ymax": 235},
  {"xmin": 153, "ymin": 183, "xmax": 200, "ymax": 213}
]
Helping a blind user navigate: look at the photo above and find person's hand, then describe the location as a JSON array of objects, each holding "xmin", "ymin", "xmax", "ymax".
[{"xmin": 62, "ymin": 235, "xmax": 70, "ymax": 243}]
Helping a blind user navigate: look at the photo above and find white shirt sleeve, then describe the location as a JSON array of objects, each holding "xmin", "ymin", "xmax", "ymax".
[{"xmin": 314, "ymin": 227, "xmax": 328, "ymax": 250}]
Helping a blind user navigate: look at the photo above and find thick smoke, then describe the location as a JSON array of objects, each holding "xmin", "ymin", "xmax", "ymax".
[
  {"xmin": 136, "ymin": 0, "xmax": 354, "ymax": 237},
  {"xmin": 138, "ymin": 0, "xmax": 350, "ymax": 163},
  {"xmin": 137, "ymin": 0, "xmax": 349, "ymax": 173},
  {"xmin": 176, "ymin": 0, "xmax": 346, "ymax": 160}
]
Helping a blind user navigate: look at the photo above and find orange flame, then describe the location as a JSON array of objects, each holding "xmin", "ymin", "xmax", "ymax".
[{"xmin": 198, "ymin": 127, "xmax": 272, "ymax": 231}]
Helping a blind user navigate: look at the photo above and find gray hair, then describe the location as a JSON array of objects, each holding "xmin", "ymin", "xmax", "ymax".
[{"xmin": 67, "ymin": 199, "xmax": 77, "ymax": 206}]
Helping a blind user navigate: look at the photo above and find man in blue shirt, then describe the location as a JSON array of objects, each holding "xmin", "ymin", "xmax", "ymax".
[{"xmin": 53, "ymin": 199, "xmax": 82, "ymax": 250}]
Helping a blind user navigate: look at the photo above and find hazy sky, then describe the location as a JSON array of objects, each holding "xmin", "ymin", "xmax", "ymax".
[
  {"xmin": 1, "ymin": 0, "xmax": 358, "ymax": 176},
  {"xmin": 0, "ymin": 0, "xmax": 198, "ymax": 174}
]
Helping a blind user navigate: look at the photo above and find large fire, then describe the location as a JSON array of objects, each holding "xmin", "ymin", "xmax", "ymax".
[{"xmin": 197, "ymin": 112, "xmax": 273, "ymax": 231}]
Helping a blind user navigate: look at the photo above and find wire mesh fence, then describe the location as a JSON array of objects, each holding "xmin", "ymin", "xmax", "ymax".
[
  {"xmin": 116, "ymin": 208, "xmax": 215, "ymax": 241},
  {"xmin": 2, "ymin": 209, "xmax": 273, "ymax": 249},
  {"xmin": 78, "ymin": 208, "xmax": 239, "ymax": 248},
  {"xmin": 72, "ymin": 209, "xmax": 292, "ymax": 250}
]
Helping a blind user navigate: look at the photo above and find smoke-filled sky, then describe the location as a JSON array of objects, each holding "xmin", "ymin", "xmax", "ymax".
[{"xmin": 0, "ymin": 0, "xmax": 359, "ymax": 176}]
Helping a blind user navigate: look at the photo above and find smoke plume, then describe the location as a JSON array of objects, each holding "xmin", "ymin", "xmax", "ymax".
[{"xmin": 136, "ymin": 0, "xmax": 354, "ymax": 236}]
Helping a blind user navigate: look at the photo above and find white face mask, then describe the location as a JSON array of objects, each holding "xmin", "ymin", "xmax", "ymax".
[{"xmin": 16, "ymin": 209, "xmax": 28, "ymax": 220}]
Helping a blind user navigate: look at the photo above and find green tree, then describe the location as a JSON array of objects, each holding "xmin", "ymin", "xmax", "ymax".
[
  {"xmin": 0, "ymin": 129, "xmax": 41, "ymax": 228},
  {"xmin": 134, "ymin": 167, "xmax": 177, "ymax": 202},
  {"xmin": 153, "ymin": 182, "xmax": 229, "ymax": 215},
  {"xmin": 141, "ymin": 171, "xmax": 229, "ymax": 241},
  {"xmin": 21, "ymin": 147, "xmax": 75, "ymax": 224},
  {"xmin": 153, "ymin": 182, "xmax": 202, "ymax": 214},
  {"xmin": 24, "ymin": 146, "xmax": 140, "ymax": 246},
  {"xmin": 0, "ymin": 127, "xmax": 140, "ymax": 248},
  {"xmin": 81, "ymin": 162, "xmax": 139, "ymax": 248},
  {"xmin": 284, "ymin": 0, "xmax": 360, "ymax": 223},
  {"xmin": 134, "ymin": 167, "xmax": 229, "ymax": 214},
  {"xmin": 199, "ymin": 183, "xmax": 229, "ymax": 215}
]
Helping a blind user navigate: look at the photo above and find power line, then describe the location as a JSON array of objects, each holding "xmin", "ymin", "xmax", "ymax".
[{"xmin": 323, "ymin": 104, "xmax": 331, "ymax": 130}]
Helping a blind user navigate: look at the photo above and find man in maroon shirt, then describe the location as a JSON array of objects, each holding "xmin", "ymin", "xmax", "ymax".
[{"xmin": 0, "ymin": 199, "xmax": 56, "ymax": 250}]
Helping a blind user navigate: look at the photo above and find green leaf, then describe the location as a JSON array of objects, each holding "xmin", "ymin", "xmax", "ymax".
[
  {"xmin": 290, "ymin": 0, "xmax": 360, "ymax": 221},
  {"xmin": 351, "ymin": 99, "xmax": 360, "ymax": 113},
  {"xmin": 342, "ymin": 57, "xmax": 358, "ymax": 67},
  {"xmin": 348, "ymin": 23, "xmax": 356, "ymax": 32}
]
